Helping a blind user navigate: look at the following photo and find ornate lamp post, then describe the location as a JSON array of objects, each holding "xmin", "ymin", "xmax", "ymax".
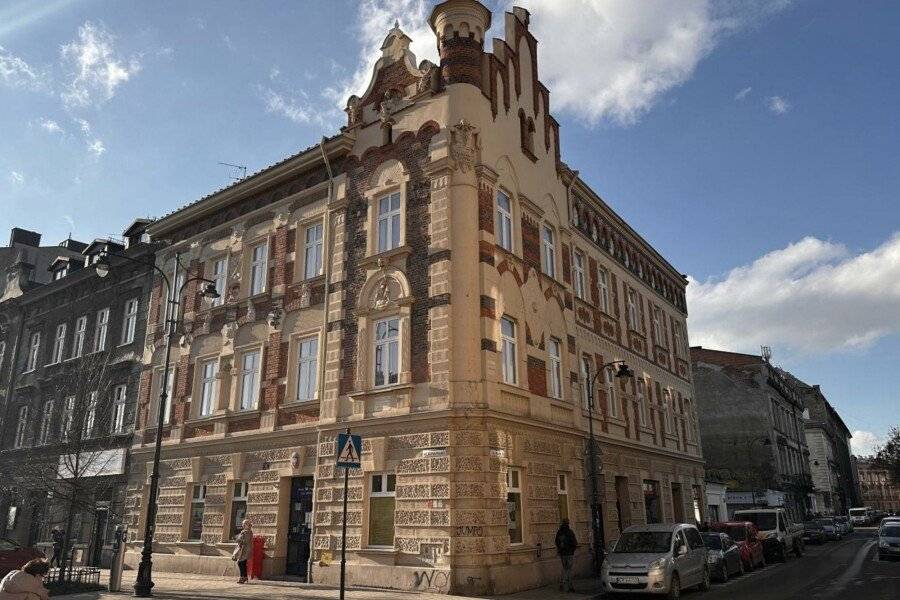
[
  {"xmin": 95, "ymin": 251, "xmax": 219, "ymax": 597},
  {"xmin": 583, "ymin": 360, "xmax": 634, "ymax": 573}
]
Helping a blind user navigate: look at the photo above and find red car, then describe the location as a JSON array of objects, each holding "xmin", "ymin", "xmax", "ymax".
[
  {"xmin": 710, "ymin": 521, "xmax": 766, "ymax": 570},
  {"xmin": 0, "ymin": 538, "xmax": 44, "ymax": 577}
]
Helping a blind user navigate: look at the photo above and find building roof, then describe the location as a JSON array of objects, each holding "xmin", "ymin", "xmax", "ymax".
[{"xmin": 690, "ymin": 346, "xmax": 762, "ymax": 368}]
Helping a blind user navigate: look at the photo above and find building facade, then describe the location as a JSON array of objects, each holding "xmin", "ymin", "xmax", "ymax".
[
  {"xmin": 0, "ymin": 222, "xmax": 155, "ymax": 567},
  {"xmin": 123, "ymin": 2, "xmax": 704, "ymax": 594},
  {"xmin": 857, "ymin": 458, "xmax": 900, "ymax": 513},
  {"xmin": 691, "ymin": 347, "xmax": 812, "ymax": 522}
]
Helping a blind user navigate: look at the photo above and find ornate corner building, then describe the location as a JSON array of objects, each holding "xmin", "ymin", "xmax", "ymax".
[{"xmin": 123, "ymin": 2, "xmax": 704, "ymax": 594}]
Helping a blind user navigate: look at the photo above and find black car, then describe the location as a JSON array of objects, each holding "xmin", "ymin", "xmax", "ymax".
[
  {"xmin": 802, "ymin": 521, "xmax": 826, "ymax": 545},
  {"xmin": 702, "ymin": 532, "xmax": 744, "ymax": 582}
]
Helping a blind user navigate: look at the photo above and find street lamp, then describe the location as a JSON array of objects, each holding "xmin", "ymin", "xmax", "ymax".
[
  {"xmin": 583, "ymin": 360, "xmax": 633, "ymax": 573},
  {"xmin": 96, "ymin": 250, "xmax": 218, "ymax": 597}
]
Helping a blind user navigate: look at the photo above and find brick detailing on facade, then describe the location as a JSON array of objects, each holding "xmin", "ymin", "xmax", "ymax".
[
  {"xmin": 480, "ymin": 295, "xmax": 496, "ymax": 319},
  {"xmin": 527, "ymin": 355, "xmax": 547, "ymax": 397},
  {"xmin": 521, "ymin": 214, "xmax": 540, "ymax": 272},
  {"xmin": 438, "ymin": 35, "xmax": 483, "ymax": 87},
  {"xmin": 478, "ymin": 181, "xmax": 494, "ymax": 233}
]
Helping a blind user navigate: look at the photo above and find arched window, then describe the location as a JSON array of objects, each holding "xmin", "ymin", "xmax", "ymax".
[{"xmin": 354, "ymin": 268, "xmax": 412, "ymax": 391}]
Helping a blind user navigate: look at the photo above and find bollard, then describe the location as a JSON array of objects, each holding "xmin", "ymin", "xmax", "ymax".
[{"xmin": 108, "ymin": 527, "xmax": 127, "ymax": 592}]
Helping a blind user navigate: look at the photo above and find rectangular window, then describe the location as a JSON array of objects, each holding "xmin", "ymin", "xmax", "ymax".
[
  {"xmin": 627, "ymin": 288, "xmax": 639, "ymax": 330},
  {"xmin": 84, "ymin": 392, "xmax": 97, "ymax": 438},
  {"xmin": 673, "ymin": 321, "xmax": 684, "ymax": 357},
  {"xmin": 557, "ymin": 473, "xmax": 569, "ymax": 522},
  {"xmin": 14, "ymin": 406, "xmax": 29, "ymax": 448},
  {"xmin": 368, "ymin": 473, "xmax": 396, "ymax": 547},
  {"xmin": 496, "ymin": 190, "xmax": 513, "ymax": 251},
  {"xmin": 507, "ymin": 468, "xmax": 523, "ymax": 544},
  {"xmin": 211, "ymin": 258, "xmax": 227, "ymax": 307},
  {"xmin": 250, "ymin": 243, "xmax": 268, "ymax": 295},
  {"xmin": 636, "ymin": 379, "xmax": 647, "ymax": 426},
  {"xmin": 94, "ymin": 308, "xmax": 109, "ymax": 351},
  {"xmin": 541, "ymin": 225, "xmax": 556, "ymax": 278},
  {"xmin": 581, "ymin": 355, "xmax": 592, "ymax": 410},
  {"xmin": 25, "ymin": 332, "xmax": 40, "ymax": 372},
  {"xmin": 121, "ymin": 298, "xmax": 138, "ymax": 345},
  {"xmin": 573, "ymin": 251, "xmax": 586, "ymax": 299},
  {"xmin": 188, "ymin": 484, "xmax": 206, "ymax": 541},
  {"xmin": 61, "ymin": 396, "xmax": 75, "ymax": 441},
  {"xmin": 230, "ymin": 482, "xmax": 249, "ymax": 539},
  {"xmin": 38, "ymin": 400, "xmax": 54, "ymax": 445},
  {"xmin": 112, "ymin": 384, "xmax": 127, "ymax": 433},
  {"xmin": 644, "ymin": 479, "xmax": 661, "ymax": 524},
  {"xmin": 605, "ymin": 366, "xmax": 618, "ymax": 417},
  {"xmin": 548, "ymin": 337, "xmax": 562, "ymax": 399},
  {"xmin": 164, "ymin": 271, "xmax": 185, "ymax": 322},
  {"xmin": 653, "ymin": 306, "xmax": 663, "ymax": 343},
  {"xmin": 158, "ymin": 368, "xmax": 175, "ymax": 424},
  {"xmin": 72, "ymin": 316, "xmax": 87, "ymax": 358},
  {"xmin": 500, "ymin": 316, "xmax": 517, "ymax": 385},
  {"xmin": 597, "ymin": 267, "xmax": 610, "ymax": 313},
  {"xmin": 51, "ymin": 323, "xmax": 66, "ymax": 364},
  {"xmin": 297, "ymin": 336, "xmax": 318, "ymax": 401},
  {"xmin": 373, "ymin": 318, "xmax": 399, "ymax": 387},
  {"xmin": 304, "ymin": 223, "xmax": 324, "ymax": 278},
  {"xmin": 377, "ymin": 192, "xmax": 401, "ymax": 253},
  {"xmin": 199, "ymin": 360, "xmax": 219, "ymax": 416},
  {"xmin": 238, "ymin": 350, "xmax": 260, "ymax": 411},
  {"xmin": 663, "ymin": 389, "xmax": 673, "ymax": 433}
]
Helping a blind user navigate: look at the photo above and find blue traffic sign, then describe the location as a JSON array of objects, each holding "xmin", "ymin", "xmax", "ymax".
[{"xmin": 336, "ymin": 433, "xmax": 362, "ymax": 468}]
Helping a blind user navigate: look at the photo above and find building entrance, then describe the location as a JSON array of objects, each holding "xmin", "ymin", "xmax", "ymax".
[{"xmin": 285, "ymin": 476, "xmax": 314, "ymax": 579}]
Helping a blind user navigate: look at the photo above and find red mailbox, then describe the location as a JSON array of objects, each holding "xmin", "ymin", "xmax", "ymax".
[{"xmin": 249, "ymin": 535, "xmax": 265, "ymax": 579}]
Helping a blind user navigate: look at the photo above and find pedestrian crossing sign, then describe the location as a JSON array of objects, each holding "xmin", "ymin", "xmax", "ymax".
[{"xmin": 336, "ymin": 433, "xmax": 362, "ymax": 468}]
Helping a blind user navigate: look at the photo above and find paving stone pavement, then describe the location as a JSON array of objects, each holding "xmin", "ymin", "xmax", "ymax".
[{"xmin": 59, "ymin": 570, "xmax": 603, "ymax": 600}]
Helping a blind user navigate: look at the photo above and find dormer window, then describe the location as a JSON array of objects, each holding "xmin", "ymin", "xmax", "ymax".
[{"xmin": 53, "ymin": 266, "xmax": 67, "ymax": 280}]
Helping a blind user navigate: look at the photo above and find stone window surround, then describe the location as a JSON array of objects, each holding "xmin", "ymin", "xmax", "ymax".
[
  {"xmin": 247, "ymin": 238, "xmax": 270, "ymax": 297},
  {"xmin": 506, "ymin": 466, "xmax": 526, "ymax": 546},
  {"xmin": 541, "ymin": 222, "xmax": 557, "ymax": 278},
  {"xmin": 285, "ymin": 328, "xmax": 323, "ymax": 404},
  {"xmin": 499, "ymin": 315, "xmax": 518, "ymax": 386},
  {"xmin": 363, "ymin": 162, "xmax": 409, "ymax": 259},
  {"xmin": 184, "ymin": 483, "xmax": 207, "ymax": 541},
  {"xmin": 192, "ymin": 352, "xmax": 222, "ymax": 420},
  {"xmin": 150, "ymin": 364, "xmax": 176, "ymax": 426},
  {"xmin": 494, "ymin": 186, "xmax": 516, "ymax": 254},
  {"xmin": 290, "ymin": 211, "xmax": 328, "ymax": 283},
  {"xmin": 365, "ymin": 471, "xmax": 397, "ymax": 549},
  {"xmin": 234, "ymin": 344, "xmax": 263, "ymax": 413},
  {"xmin": 206, "ymin": 253, "xmax": 229, "ymax": 307}
]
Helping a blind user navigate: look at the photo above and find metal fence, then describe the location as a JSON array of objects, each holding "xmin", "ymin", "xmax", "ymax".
[{"xmin": 46, "ymin": 566, "xmax": 101, "ymax": 585}]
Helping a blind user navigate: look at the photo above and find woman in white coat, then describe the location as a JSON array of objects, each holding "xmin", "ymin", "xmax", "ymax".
[
  {"xmin": 0, "ymin": 559, "xmax": 50, "ymax": 600},
  {"xmin": 233, "ymin": 519, "xmax": 253, "ymax": 584}
]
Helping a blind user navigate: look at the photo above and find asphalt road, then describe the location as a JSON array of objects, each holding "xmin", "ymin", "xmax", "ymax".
[{"xmin": 671, "ymin": 528, "xmax": 899, "ymax": 600}]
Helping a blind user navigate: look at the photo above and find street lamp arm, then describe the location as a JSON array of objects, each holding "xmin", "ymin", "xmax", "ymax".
[{"xmin": 98, "ymin": 249, "xmax": 171, "ymax": 288}]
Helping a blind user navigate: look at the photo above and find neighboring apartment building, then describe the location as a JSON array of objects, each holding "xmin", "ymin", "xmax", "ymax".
[
  {"xmin": 691, "ymin": 348, "xmax": 812, "ymax": 522},
  {"xmin": 123, "ymin": 2, "xmax": 703, "ymax": 594},
  {"xmin": 0, "ymin": 221, "xmax": 155, "ymax": 567},
  {"xmin": 857, "ymin": 458, "xmax": 900, "ymax": 513},
  {"xmin": 788, "ymin": 377, "xmax": 859, "ymax": 514}
]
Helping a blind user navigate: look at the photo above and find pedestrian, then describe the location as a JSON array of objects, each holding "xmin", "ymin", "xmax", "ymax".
[
  {"xmin": 232, "ymin": 519, "xmax": 253, "ymax": 584},
  {"xmin": 555, "ymin": 518, "xmax": 578, "ymax": 592},
  {"xmin": 49, "ymin": 528, "xmax": 64, "ymax": 568},
  {"xmin": 0, "ymin": 558, "xmax": 50, "ymax": 600}
]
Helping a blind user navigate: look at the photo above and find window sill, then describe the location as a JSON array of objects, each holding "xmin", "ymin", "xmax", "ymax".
[
  {"xmin": 358, "ymin": 546, "xmax": 398, "ymax": 555},
  {"xmin": 283, "ymin": 398, "xmax": 319, "ymax": 407},
  {"xmin": 117, "ymin": 341, "xmax": 135, "ymax": 348},
  {"xmin": 359, "ymin": 245, "xmax": 412, "ymax": 268},
  {"xmin": 348, "ymin": 383, "xmax": 414, "ymax": 400}
]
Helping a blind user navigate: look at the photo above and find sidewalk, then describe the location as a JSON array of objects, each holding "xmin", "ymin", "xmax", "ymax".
[{"xmin": 59, "ymin": 570, "xmax": 604, "ymax": 600}]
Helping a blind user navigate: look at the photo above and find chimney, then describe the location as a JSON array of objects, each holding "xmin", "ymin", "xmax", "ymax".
[
  {"xmin": 428, "ymin": 0, "xmax": 491, "ymax": 87},
  {"xmin": 9, "ymin": 227, "xmax": 41, "ymax": 248}
]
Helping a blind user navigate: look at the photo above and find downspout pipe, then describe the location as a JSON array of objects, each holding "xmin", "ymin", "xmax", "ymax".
[{"xmin": 307, "ymin": 136, "xmax": 335, "ymax": 583}]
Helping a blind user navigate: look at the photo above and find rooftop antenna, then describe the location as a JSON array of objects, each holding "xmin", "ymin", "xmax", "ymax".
[
  {"xmin": 761, "ymin": 345, "xmax": 772, "ymax": 363},
  {"xmin": 218, "ymin": 161, "xmax": 247, "ymax": 182}
]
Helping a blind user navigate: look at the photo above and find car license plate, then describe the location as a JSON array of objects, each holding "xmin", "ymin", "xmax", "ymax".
[{"xmin": 616, "ymin": 576, "xmax": 639, "ymax": 585}]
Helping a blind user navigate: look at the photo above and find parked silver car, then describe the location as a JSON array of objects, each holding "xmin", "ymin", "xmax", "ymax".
[
  {"xmin": 601, "ymin": 523, "xmax": 710, "ymax": 599},
  {"xmin": 878, "ymin": 522, "xmax": 900, "ymax": 561}
]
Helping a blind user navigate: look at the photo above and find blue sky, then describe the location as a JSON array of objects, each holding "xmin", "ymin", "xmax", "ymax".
[{"xmin": 1, "ymin": 0, "xmax": 897, "ymax": 453}]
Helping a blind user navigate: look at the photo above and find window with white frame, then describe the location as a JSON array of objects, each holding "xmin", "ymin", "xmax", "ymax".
[
  {"xmin": 573, "ymin": 251, "xmax": 586, "ymax": 299},
  {"xmin": 557, "ymin": 473, "xmax": 569, "ymax": 521},
  {"xmin": 94, "ymin": 308, "xmax": 109, "ymax": 351},
  {"xmin": 72, "ymin": 316, "xmax": 86, "ymax": 358},
  {"xmin": 373, "ymin": 318, "xmax": 399, "ymax": 387},
  {"xmin": 581, "ymin": 355, "xmax": 592, "ymax": 410},
  {"xmin": 164, "ymin": 271, "xmax": 185, "ymax": 322},
  {"xmin": 376, "ymin": 192, "xmax": 401, "ymax": 253},
  {"xmin": 541, "ymin": 225, "xmax": 556, "ymax": 278},
  {"xmin": 496, "ymin": 190, "xmax": 513, "ymax": 251},
  {"xmin": 112, "ymin": 384, "xmax": 127, "ymax": 433},
  {"xmin": 51, "ymin": 323, "xmax": 66, "ymax": 364},
  {"xmin": 663, "ymin": 389, "xmax": 673, "ymax": 433},
  {"xmin": 500, "ymin": 316, "xmax": 517, "ymax": 385},
  {"xmin": 653, "ymin": 306, "xmax": 663, "ymax": 344},
  {"xmin": 14, "ymin": 406, "xmax": 29, "ymax": 448},
  {"xmin": 188, "ymin": 484, "xmax": 206, "ymax": 541},
  {"xmin": 627, "ymin": 288, "xmax": 639, "ymax": 330},
  {"xmin": 158, "ymin": 368, "xmax": 175, "ymax": 424},
  {"xmin": 121, "ymin": 298, "xmax": 138, "ymax": 344},
  {"xmin": 38, "ymin": 400, "xmax": 53, "ymax": 445},
  {"xmin": 84, "ymin": 392, "xmax": 97, "ymax": 438},
  {"xmin": 238, "ymin": 350, "xmax": 260, "ymax": 411},
  {"xmin": 673, "ymin": 321, "xmax": 684, "ymax": 357},
  {"xmin": 636, "ymin": 378, "xmax": 647, "ymax": 427},
  {"xmin": 548, "ymin": 337, "xmax": 562, "ymax": 399},
  {"xmin": 199, "ymin": 360, "xmax": 218, "ymax": 416},
  {"xmin": 605, "ymin": 366, "xmax": 618, "ymax": 417},
  {"xmin": 507, "ymin": 468, "xmax": 523, "ymax": 544},
  {"xmin": 304, "ymin": 223, "xmax": 324, "ymax": 278},
  {"xmin": 25, "ymin": 332, "xmax": 40, "ymax": 372},
  {"xmin": 249, "ymin": 243, "xmax": 268, "ymax": 295},
  {"xmin": 368, "ymin": 473, "xmax": 396, "ymax": 547},
  {"xmin": 297, "ymin": 336, "xmax": 318, "ymax": 401},
  {"xmin": 211, "ymin": 258, "xmax": 227, "ymax": 307},
  {"xmin": 230, "ymin": 482, "xmax": 249, "ymax": 539},
  {"xmin": 598, "ymin": 267, "xmax": 610, "ymax": 313},
  {"xmin": 61, "ymin": 396, "xmax": 75, "ymax": 441}
]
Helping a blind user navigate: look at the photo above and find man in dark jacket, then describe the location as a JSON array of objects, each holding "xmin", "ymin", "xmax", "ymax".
[
  {"xmin": 555, "ymin": 518, "xmax": 578, "ymax": 592},
  {"xmin": 50, "ymin": 527, "xmax": 64, "ymax": 567}
]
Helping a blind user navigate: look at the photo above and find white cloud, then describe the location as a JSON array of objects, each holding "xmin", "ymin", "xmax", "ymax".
[
  {"xmin": 9, "ymin": 171, "xmax": 24, "ymax": 185},
  {"xmin": 261, "ymin": 87, "xmax": 312, "ymax": 124},
  {"xmin": 269, "ymin": 66, "xmax": 280, "ymax": 80},
  {"xmin": 766, "ymin": 94, "xmax": 790, "ymax": 114},
  {"xmin": 850, "ymin": 430, "xmax": 885, "ymax": 457},
  {"xmin": 687, "ymin": 234, "xmax": 900, "ymax": 355},
  {"xmin": 0, "ymin": 45, "xmax": 45, "ymax": 89},
  {"xmin": 87, "ymin": 138, "xmax": 105, "ymax": 156},
  {"xmin": 74, "ymin": 117, "xmax": 105, "ymax": 156},
  {"xmin": 60, "ymin": 21, "xmax": 141, "ymax": 107},
  {"xmin": 38, "ymin": 118, "xmax": 64, "ymax": 134},
  {"xmin": 735, "ymin": 86, "xmax": 752, "ymax": 100}
]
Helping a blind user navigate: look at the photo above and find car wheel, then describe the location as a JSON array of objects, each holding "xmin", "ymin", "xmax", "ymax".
[
  {"xmin": 699, "ymin": 566, "xmax": 711, "ymax": 591},
  {"xmin": 667, "ymin": 574, "xmax": 681, "ymax": 600}
]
